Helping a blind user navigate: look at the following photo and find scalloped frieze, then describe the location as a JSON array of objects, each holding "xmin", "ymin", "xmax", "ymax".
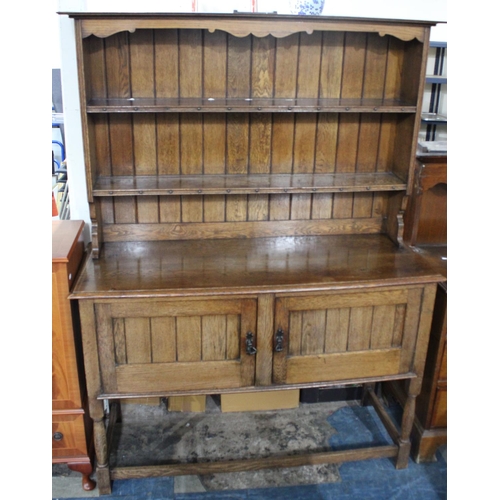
[{"xmin": 79, "ymin": 18, "xmax": 426, "ymax": 43}]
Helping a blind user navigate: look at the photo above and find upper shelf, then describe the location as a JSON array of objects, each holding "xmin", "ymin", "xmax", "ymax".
[
  {"xmin": 93, "ymin": 172, "xmax": 407, "ymax": 197},
  {"xmin": 87, "ymin": 98, "xmax": 417, "ymax": 114}
]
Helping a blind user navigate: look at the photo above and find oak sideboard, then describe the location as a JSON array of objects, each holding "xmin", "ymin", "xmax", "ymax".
[{"xmin": 61, "ymin": 11, "xmax": 445, "ymax": 494}]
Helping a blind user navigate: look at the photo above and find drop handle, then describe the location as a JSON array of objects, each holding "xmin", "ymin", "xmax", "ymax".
[
  {"xmin": 275, "ymin": 328, "xmax": 284, "ymax": 352},
  {"xmin": 245, "ymin": 332, "xmax": 257, "ymax": 355}
]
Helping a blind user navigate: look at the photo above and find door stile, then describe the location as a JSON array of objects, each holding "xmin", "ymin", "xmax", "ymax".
[
  {"xmin": 272, "ymin": 298, "xmax": 289, "ymax": 384},
  {"xmin": 239, "ymin": 299, "xmax": 258, "ymax": 386},
  {"xmin": 255, "ymin": 294, "xmax": 275, "ymax": 386}
]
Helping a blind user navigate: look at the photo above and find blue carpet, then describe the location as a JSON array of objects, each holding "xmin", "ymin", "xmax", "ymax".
[{"xmin": 57, "ymin": 405, "xmax": 446, "ymax": 500}]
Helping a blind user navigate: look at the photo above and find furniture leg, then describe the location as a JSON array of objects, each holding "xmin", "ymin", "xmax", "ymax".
[
  {"xmin": 93, "ymin": 415, "xmax": 112, "ymax": 495},
  {"xmin": 67, "ymin": 463, "xmax": 96, "ymax": 491},
  {"xmin": 395, "ymin": 379, "xmax": 418, "ymax": 469}
]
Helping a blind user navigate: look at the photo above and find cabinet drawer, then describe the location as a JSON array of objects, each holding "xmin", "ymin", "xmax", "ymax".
[
  {"xmin": 94, "ymin": 297, "xmax": 257, "ymax": 395},
  {"xmin": 273, "ymin": 287, "xmax": 428, "ymax": 385},
  {"xmin": 52, "ymin": 413, "xmax": 89, "ymax": 460}
]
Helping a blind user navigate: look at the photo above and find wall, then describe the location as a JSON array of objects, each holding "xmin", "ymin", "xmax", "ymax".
[{"xmin": 55, "ymin": 0, "xmax": 447, "ymax": 241}]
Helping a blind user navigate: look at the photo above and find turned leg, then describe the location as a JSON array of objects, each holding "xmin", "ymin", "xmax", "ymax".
[
  {"xmin": 396, "ymin": 379, "xmax": 418, "ymax": 469},
  {"xmin": 67, "ymin": 462, "xmax": 96, "ymax": 491},
  {"xmin": 93, "ymin": 414, "xmax": 112, "ymax": 495}
]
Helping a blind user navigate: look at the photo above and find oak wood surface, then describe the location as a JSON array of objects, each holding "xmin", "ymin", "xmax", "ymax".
[
  {"xmin": 71, "ymin": 234, "xmax": 443, "ymax": 299},
  {"xmin": 63, "ymin": 12, "xmax": 445, "ymax": 492}
]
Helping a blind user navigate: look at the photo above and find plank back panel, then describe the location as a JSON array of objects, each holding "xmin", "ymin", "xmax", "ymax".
[{"xmin": 83, "ymin": 29, "xmax": 416, "ymax": 103}]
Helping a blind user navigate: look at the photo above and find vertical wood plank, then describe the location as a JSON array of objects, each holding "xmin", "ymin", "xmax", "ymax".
[
  {"xmin": 113, "ymin": 318, "xmax": 127, "ymax": 364},
  {"xmin": 363, "ymin": 34, "xmax": 389, "ymax": 100},
  {"xmin": 341, "ymin": 32, "xmax": 366, "ymax": 100},
  {"xmin": 203, "ymin": 30, "xmax": 228, "ymax": 98},
  {"xmin": 392, "ymin": 304, "xmax": 407, "ymax": 347},
  {"xmin": 288, "ymin": 311, "xmax": 303, "ymax": 356},
  {"xmin": 325, "ymin": 307, "xmax": 350, "ymax": 353},
  {"xmin": 227, "ymin": 114, "xmax": 249, "ymax": 174},
  {"xmin": 178, "ymin": 28, "xmax": 204, "ymax": 230},
  {"xmin": 151, "ymin": 316, "xmax": 177, "ymax": 363},
  {"xmin": 227, "ymin": 35, "xmax": 251, "ymax": 98},
  {"xmin": 311, "ymin": 193, "xmax": 333, "ymax": 220},
  {"xmin": 272, "ymin": 34, "xmax": 297, "ymax": 176},
  {"xmin": 226, "ymin": 314, "xmax": 241, "ymax": 360},
  {"xmin": 250, "ymin": 114, "xmax": 272, "ymax": 173},
  {"xmin": 315, "ymin": 113, "xmax": 338, "ymax": 174},
  {"xmin": 255, "ymin": 294, "xmax": 275, "ymax": 386},
  {"xmin": 293, "ymin": 114, "xmax": 317, "ymax": 174},
  {"xmin": 290, "ymin": 194, "xmax": 312, "ymax": 220},
  {"xmin": 384, "ymin": 37, "xmax": 404, "ymax": 101},
  {"xmin": 179, "ymin": 29, "xmax": 202, "ymax": 98},
  {"xmin": 203, "ymin": 30, "xmax": 227, "ymax": 177},
  {"xmin": 182, "ymin": 195, "xmax": 204, "ymax": 222},
  {"xmin": 176, "ymin": 316, "xmax": 202, "ymax": 362},
  {"xmin": 180, "ymin": 115, "xmax": 203, "ymax": 174},
  {"xmin": 400, "ymin": 288, "xmax": 424, "ymax": 371},
  {"xmin": 319, "ymin": 32, "xmax": 344, "ymax": 99},
  {"xmin": 159, "ymin": 196, "xmax": 181, "ymax": 222},
  {"xmin": 301, "ymin": 310, "xmax": 326, "ymax": 355},
  {"xmin": 157, "ymin": 114, "xmax": 180, "ymax": 175},
  {"xmin": 114, "ymin": 198, "xmax": 136, "ymax": 224},
  {"xmin": 137, "ymin": 196, "xmax": 159, "ymax": 223},
  {"xmin": 297, "ymin": 32, "xmax": 322, "ymax": 98},
  {"xmin": 251, "ymin": 36, "xmax": 275, "ymax": 98},
  {"xmin": 377, "ymin": 115, "xmax": 397, "ymax": 173},
  {"xmin": 370, "ymin": 305, "xmax": 397, "ymax": 349},
  {"xmin": 94, "ymin": 306, "xmax": 118, "ymax": 394},
  {"xmin": 85, "ymin": 36, "xmax": 106, "ymax": 99},
  {"xmin": 155, "ymin": 29, "xmax": 179, "ymax": 98},
  {"xmin": 202, "ymin": 315, "xmax": 227, "ymax": 361},
  {"xmin": 99, "ymin": 198, "xmax": 114, "ymax": 224},
  {"xmin": 133, "ymin": 114, "xmax": 157, "ymax": 176},
  {"xmin": 274, "ymin": 34, "xmax": 299, "ymax": 97},
  {"xmin": 104, "ymin": 32, "xmax": 130, "ymax": 98},
  {"xmin": 93, "ymin": 115, "xmax": 111, "ymax": 177},
  {"xmin": 269, "ymin": 194, "xmax": 291, "ymax": 221},
  {"xmin": 226, "ymin": 195, "xmax": 248, "ymax": 222},
  {"xmin": 347, "ymin": 306, "xmax": 373, "ymax": 351},
  {"xmin": 203, "ymin": 195, "xmax": 226, "ymax": 222},
  {"xmin": 124, "ymin": 317, "xmax": 152, "ymax": 364},
  {"xmin": 270, "ymin": 115, "xmax": 295, "ymax": 173},
  {"xmin": 273, "ymin": 299, "xmax": 289, "ymax": 384},
  {"xmin": 109, "ymin": 115, "xmax": 134, "ymax": 176},
  {"xmin": 240, "ymin": 299, "xmax": 257, "ymax": 386},
  {"xmin": 129, "ymin": 30, "xmax": 155, "ymax": 97},
  {"xmin": 248, "ymin": 195, "xmax": 269, "ymax": 221}
]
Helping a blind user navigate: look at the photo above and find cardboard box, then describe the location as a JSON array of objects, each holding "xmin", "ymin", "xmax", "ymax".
[
  {"xmin": 168, "ymin": 395, "xmax": 206, "ymax": 412},
  {"xmin": 221, "ymin": 390, "xmax": 299, "ymax": 412}
]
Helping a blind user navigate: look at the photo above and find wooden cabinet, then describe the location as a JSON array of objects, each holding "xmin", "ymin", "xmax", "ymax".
[
  {"xmin": 404, "ymin": 154, "xmax": 447, "ymax": 247},
  {"xmin": 61, "ymin": 11, "xmax": 444, "ymax": 495},
  {"xmin": 52, "ymin": 220, "xmax": 95, "ymax": 491}
]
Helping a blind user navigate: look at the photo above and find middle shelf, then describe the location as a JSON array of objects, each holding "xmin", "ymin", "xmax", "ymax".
[{"xmin": 93, "ymin": 172, "xmax": 407, "ymax": 196}]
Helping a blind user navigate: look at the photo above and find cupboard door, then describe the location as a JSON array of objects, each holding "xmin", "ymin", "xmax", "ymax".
[
  {"xmin": 273, "ymin": 287, "xmax": 425, "ymax": 385},
  {"xmin": 94, "ymin": 298, "xmax": 257, "ymax": 395}
]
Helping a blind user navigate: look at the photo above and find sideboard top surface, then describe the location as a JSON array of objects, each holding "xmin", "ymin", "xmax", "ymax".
[{"xmin": 71, "ymin": 235, "xmax": 443, "ymax": 299}]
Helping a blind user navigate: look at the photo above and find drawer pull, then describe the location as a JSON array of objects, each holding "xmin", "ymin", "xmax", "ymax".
[
  {"xmin": 275, "ymin": 328, "xmax": 284, "ymax": 352},
  {"xmin": 245, "ymin": 332, "xmax": 257, "ymax": 355},
  {"xmin": 53, "ymin": 432, "xmax": 64, "ymax": 441}
]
